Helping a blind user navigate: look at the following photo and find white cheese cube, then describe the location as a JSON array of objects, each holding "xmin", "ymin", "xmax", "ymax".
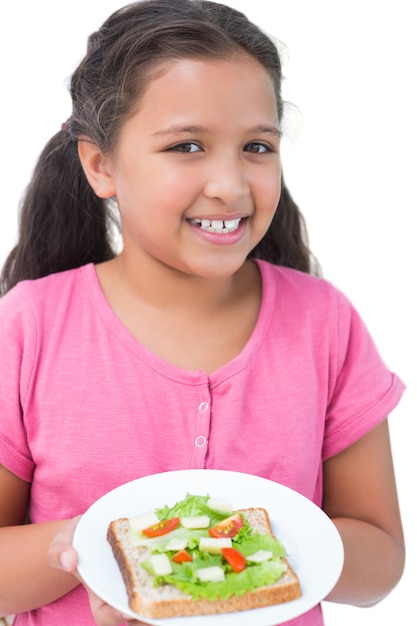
[
  {"xmin": 129, "ymin": 511, "xmax": 159, "ymax": 533},
  {"xmin": 207, "ymin": 498, "xmax": 233, "ymax": 513},
  {"xmin": 180, "ymin": 515, "xmax": 210, "ymax": 529},
  {"xmin": 196, "ymin": 565, "xmax": 225, "ymax": 582},
  {"xmin": 199, "ymin": 537, "xmax": 232, "ymax": 554},
  {"xmin": 150, "ymin": 553, "xmax": 173, "ymax": 576},
  {"xmin": 246, "ymin": 549, "xmax": 273, "ymax": 563}
]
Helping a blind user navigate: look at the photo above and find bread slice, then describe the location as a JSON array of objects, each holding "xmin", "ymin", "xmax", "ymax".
[{"xmin": 107, "ymin": 507, "xmax": 301, "ymax": 618}]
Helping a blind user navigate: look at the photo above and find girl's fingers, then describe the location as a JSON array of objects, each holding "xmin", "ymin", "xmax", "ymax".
[
  {"xmin": 89, "ymin": 591, "xmax": 147, "ymax": 626},
  {"xmin": 88, "ymin": 599, "xmax": 128, "ymax": 626}
]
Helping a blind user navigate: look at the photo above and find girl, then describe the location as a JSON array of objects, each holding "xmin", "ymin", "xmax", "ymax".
[{"xmin": 0, "ymin": 1, "xmax": 405, "ymax": 625}]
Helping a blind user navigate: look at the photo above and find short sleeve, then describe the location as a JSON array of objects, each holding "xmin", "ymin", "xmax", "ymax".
[
  {"xmin": 323, "ymin": 288, "xmax": 405, "ymax": 460},
  {"xmin": 0, "ymin": 285, "xmax": 36, "ymax": 481}
]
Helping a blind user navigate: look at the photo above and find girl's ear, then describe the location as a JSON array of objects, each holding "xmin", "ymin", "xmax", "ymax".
[{"xmin": 77, "ymin": 139, "xmax": 116, "ymax": 199}]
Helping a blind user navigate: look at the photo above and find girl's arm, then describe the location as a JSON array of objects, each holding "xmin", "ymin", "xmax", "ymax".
[
  {"xmin": 322, "ymin": 418, "xmax": 405, "ymax": 607},
  {"xmin": 0, "ymin": 465, "xmax": 79, "ymax": 616}
]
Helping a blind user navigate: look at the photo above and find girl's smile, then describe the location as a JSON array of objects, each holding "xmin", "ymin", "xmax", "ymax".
[
  {"xmin": 188, "ymin": 217, "xmax": 243, "ymax": 234},
  {"xmin": 187, "ymin": 215, "xmax": 249, "ymax": 247},
  {"xmin": 86, "ymin": 54, "xmax": 282, "ymax": 281}
]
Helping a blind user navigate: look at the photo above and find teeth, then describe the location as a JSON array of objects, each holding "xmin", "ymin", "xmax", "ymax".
[
  {"xmin": 191, "ymin": 218, "xmax": 242, "ymax": 233},
  {"xmin": 224, "ymin": 219, "xmax": 240, "ymax": 229}
]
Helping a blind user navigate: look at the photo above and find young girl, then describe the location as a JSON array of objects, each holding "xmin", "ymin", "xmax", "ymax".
[{"xmin": 0, "ymin": 1, "xmax": 405, "ymax": 625}]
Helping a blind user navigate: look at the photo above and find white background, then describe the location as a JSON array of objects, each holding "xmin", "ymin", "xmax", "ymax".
[{"xmin": 1, "ymin": 1, "xmax": 415, "ymax": 624}]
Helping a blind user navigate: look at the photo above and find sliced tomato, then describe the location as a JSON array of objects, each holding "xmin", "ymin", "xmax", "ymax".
[
  {"xmin": 221, "ymin": 547, "xmax": 246, "ymax": 573},
  {"xmin": 142, "ymin": 517, "xmax": 180, "ymax": 537},
  {"xmin": 208, "ymin": 514, "xmax": 243, "ymax": 539},
  {"xmin": 172, "ymin": 549, "xmax": 193, "ymax": 564}
]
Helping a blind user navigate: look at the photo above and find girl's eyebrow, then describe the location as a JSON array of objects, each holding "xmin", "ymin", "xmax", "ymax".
[
  {"xmin": 152, "ymin": 125, "xmax": 210, "ymax": 137},
  {"xmin": 252, "ymin": 124, "xmax": 282, "ymax": 137},
  {"xmin": 152, "ymin": 124, "xmax": 281, "ymax": 137}
]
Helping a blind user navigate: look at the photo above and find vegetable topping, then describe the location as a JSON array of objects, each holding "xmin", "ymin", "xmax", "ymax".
[
  {"xmin": 221, "ymin": 547, "xmax": 247, "ymax": 573},
  {"xmin": 209, "ymin": 514, "xmax": 243, "ymax": 538},
  {"xmin": 136, "ymin": 494, "xmax": 288, "ymax": 602},
  {"xmin": 142, "ymin": 517, "xmax": 180, "ymax": 537},
  {"xmin": 172, "ymin": 549, "xmax": 193, "ymax": 564}
]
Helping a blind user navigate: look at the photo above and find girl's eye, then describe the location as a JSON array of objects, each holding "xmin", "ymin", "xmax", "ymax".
[
  {"xmin": 168, "ymin": 142, "xmax": 201, "ymax": 153},
  {"xmin": 244, "ymin": 142, "xmax": 271, "ymax": 154}
]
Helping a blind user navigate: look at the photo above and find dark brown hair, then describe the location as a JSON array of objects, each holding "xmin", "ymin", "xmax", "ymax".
[{"xmin": 0, "ymin": 0, "xmax": 318, "ymax": 295}]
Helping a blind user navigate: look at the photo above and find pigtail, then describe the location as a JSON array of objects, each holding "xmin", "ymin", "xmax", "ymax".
[
  {"xmin": 0, "ymin": 129, "xmax": 116, "ymax": 295},
  {"xmin": 248, "ymin": 176, "xmax": 320, "ymax": 276}
]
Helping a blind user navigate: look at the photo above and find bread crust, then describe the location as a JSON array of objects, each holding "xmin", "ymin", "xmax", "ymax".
[{"xmin": 107, "ymin": 507, "xmax": 301, "ymax": 618}]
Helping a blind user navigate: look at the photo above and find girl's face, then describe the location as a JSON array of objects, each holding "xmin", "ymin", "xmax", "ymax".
[{"xmin": 107, "ymin": 54, "xmax": 281, "ymax": 279}]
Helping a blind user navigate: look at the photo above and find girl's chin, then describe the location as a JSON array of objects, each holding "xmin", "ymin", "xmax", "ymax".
[{"xmin": 181, "ymin": 257, "xmax": 250, "ymax": 281}]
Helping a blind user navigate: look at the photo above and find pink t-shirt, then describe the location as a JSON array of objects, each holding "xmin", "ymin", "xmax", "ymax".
[{"xmin": 0, "ymin": 261, "xmax": 404, "ymax": 625}]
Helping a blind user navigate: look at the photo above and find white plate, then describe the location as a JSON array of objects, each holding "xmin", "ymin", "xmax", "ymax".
[{"xmin": 73, "ymin": 469, "xmax": 343, "ymax": 625}]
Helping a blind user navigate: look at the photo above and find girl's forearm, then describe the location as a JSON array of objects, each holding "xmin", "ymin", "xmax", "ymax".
[
  {"xmin": 325, "ymin": 517, "xmax": 405, "ymax": 607},
  {"xmin": 0, "ymin": 521, "xmax": 80, "ymax": 616}
]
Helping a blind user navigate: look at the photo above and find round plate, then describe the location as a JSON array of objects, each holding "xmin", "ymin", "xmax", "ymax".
[{"xmin": 73, "ymin": 469, "xmax": 343, "ymax": 625}]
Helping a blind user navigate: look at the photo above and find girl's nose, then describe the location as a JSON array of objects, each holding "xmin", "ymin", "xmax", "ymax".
[{"xmin": 203, "ymin": 155, "xmax": 250, "ymax": 205}]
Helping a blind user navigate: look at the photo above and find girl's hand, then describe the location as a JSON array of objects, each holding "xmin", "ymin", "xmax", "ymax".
[{"xmin": 46, "ymin": 516, "xmax": 148, "ymax": 626}]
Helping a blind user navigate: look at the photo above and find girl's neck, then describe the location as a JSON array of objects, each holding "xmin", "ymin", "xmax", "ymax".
[
  {"xmin": 94, "ymin": 254, "xmax": 262, "ymax": 373},
  {"xmin": 99, "ymin": 252, "xmax": 253, "ymax": 313}
]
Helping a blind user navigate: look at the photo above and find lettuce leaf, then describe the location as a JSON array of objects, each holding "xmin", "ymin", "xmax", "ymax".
[
  {"xmin": 164, "ymin": 559, "xmax": 288, "ymax": 600},
  {"xmin": 156, "ymin": 493, "xmax": 226, "ymax": 524}
]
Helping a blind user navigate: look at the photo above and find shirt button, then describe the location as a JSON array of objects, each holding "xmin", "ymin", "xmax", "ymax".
[
  {"xmin": 198, "ymin": 401, "xmax": 209, "ymax": 413},
  {"xmin": 194, "ymin": 435, "xmax": 207, "ymax": 448}
]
